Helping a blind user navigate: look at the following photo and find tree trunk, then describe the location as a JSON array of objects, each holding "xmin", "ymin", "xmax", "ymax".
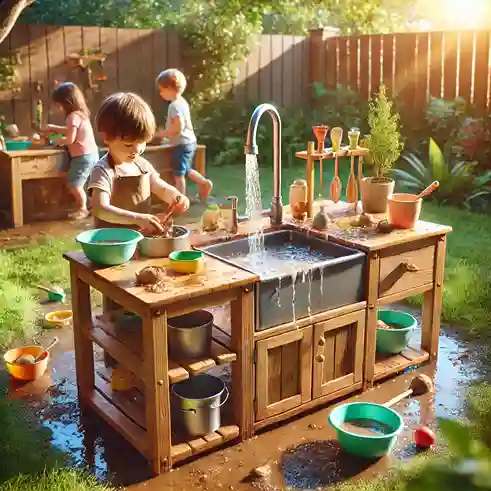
[{"xmin": 0, "ymin": 0, "xmax": 36, "ymax": 46}]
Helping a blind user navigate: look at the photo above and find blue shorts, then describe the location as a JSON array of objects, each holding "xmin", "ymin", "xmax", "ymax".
[
  {"xmin": 172, "ymin": 143, "xmax": 196, "ymax": 177},
  {"xmin": 61, "ymin": 152, "xmax": 99, "ymax": 188}
]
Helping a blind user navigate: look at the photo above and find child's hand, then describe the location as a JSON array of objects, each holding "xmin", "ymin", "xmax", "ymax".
[
  {"xmin": 135, "ymin": 214, "xmax": 163, "ymax": 233},
  {"xmin": 175, "ymin": 195, "xmax": 190, "ymax": 212},
  {"xmin": 40, "ymin": 124, "xmax": 53, "ymax": 134}
]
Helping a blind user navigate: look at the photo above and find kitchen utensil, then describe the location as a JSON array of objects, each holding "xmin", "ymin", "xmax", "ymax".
[
  {"xmin": 45, "ymin": 310, "xmax": 73, "ymax": 328},
  {"xmin": 168, "ymin": 310, "xmax": 213, "ymax": 359},
  {"xmin": 376, "ymin": 309, "xmax": 417, "ymax": 354},
  {"xmin": 168, "ymin": 250, "xmax": 204, "ymax": 274},
  {"xmin": 35, "ymin": 285, "xmax": 65, "ymax": 302},
  {"xmin": 330, "ymin": 127, "xmax": 343, "ymax": 153},
  {"xmin": 330, "ymin": 155, "xmax": 342, "ymax": 203},
  {"xmin": 139, "ymin": 225, "xmax": 191, "ymax": 258},
  {"xmin": 387, "ymin": 193, "xmax": 422, "ymax": 229},
  {"xmin": 159, "ymin": 195, "xmax": 181, "ymax": 236},
  {"xmin": 35, "ymin": 337, "xmax": 59, "ymax": 362},
  {"xmin": 416, "ymin": 181, "xmax": 439, "ymax": 200},
  {"xmin": 348, "ymin": 127, "xmax": 360, "ymax": 150},
  {"xmin": 312, "ymin": 125, "xmax": 329, "ymax": 153},
  {"xmin": 346, "ymin": 155, "xmax": 358, "ymax": 207},
  {"xmin": 312, "ymin": 205, "xmax": 332, "ymax": 230},
  {"xmin": 384, "ymin": 374, "xmax": 434, "ymax": 408}
]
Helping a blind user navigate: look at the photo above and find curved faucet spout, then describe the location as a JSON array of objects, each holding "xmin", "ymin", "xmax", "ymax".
[{"xmin": 244, "ymin": 103, "xmax": 283, "ymax": 225}]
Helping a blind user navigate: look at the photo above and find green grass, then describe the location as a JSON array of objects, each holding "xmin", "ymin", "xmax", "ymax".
[
  {"xmin": 467, "ymin": 383, "xmax": 491, "ymax": 447},
  {"xmin": 0, "ymin": 470, "xmax": 114, "ymax": 491}
]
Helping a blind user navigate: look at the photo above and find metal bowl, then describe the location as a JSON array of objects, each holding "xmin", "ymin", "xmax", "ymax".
[{"xmin": 139, "ymin": 225, "xmax": 191, "ymax": 258}]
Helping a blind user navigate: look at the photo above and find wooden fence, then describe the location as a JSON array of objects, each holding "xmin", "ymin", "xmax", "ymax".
[
  {"xmin": 310, "ymin": 29, "xmax": 491, "ymax": 112},
  {"xmin": 0, "ymin": 24, "xmax": 309, "ymax": 135}
]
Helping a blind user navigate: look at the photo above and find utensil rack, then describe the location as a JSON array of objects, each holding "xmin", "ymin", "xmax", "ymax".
[{"xmin": 295, "ymin": 147, "xmax": 370, "ymax": 218}]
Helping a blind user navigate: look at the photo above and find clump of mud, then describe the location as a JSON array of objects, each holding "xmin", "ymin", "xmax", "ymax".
[{"xmin": 136, "ymin": 266, "xmax": 167, "ymax": 293}]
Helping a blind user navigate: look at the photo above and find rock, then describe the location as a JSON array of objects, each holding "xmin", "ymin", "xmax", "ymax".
[{"xmin": 252, "ymin": 465, "xmax": 271, "ymax": 479}]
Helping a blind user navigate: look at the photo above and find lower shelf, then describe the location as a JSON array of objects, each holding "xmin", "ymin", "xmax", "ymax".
[
  {"xmin": 374, "ymin": 346, "xmax": 429, "ymax": 381},
  {"xmin": 171, "ymin": 425, "xmax": 239, "ymax": 464}
]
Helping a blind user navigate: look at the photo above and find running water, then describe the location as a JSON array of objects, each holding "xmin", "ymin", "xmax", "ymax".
[
  {"xmin": 245, "ymin": 154, "xmax": 264, "ymax": 256},
  {"xmin": 307, "ymin": 270, "xmax": 312, "ymax": 316},
  {"xmin": 291, "ymin": 271, "xmax": 298, "ymax": 323}
]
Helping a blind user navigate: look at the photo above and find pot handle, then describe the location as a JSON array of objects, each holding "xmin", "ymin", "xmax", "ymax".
[{"xmin": 211, "ymin": 386, "xmax": 229, "ymax": 409}]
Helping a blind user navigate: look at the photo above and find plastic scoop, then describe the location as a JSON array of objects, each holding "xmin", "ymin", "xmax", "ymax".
[
  {"xmin": 416, "ymin": 181, "xmax": 439, "ymax": 200},
  {"xmin": 35, "ymin": 285, "xmax": 65, "ymax": 302}
]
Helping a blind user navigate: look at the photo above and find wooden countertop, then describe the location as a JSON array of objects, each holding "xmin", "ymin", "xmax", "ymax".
[{"xmin": 64, "ymin": 251, "xmax": 258, "ymax": 309}]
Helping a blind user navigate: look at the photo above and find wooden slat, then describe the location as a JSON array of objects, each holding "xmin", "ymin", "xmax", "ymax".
[
  {"xmin": 458, "ymin": 31, "xmax": 474, "ymax": 102},
  {"xmin": 374, "ymin": 348, "xmax": 429, "ymax": 381},
  {"xmin": 325, "ymin": 36, "xmax": 338, "ymax": 89},
  {"xmin": 171, "ymin": 443, "xmax": 192, "ymax": 461},
  {"xmin": 166, "ymin": 28, "xmax": 181, "ymax": 69},
  {"xmin": 259, "ymin": 35, "xmax": 272, "ymax": 101},
  {"xmin": 338, "ymin": 37, "xmax": 348, "ymax": 87},
  {"xmin": 216, "ymin": 425, "xmax": 239, "ymax": 440},
  {"xmin": 212, "ymin": 325, "xmax": 232, "ymax": 349},
  {"xmin": 116, "ymin": 29, "xmax": 140, "ymax": 94},
  {"xmin": 370, "ymin": 35, "xmax": 382, "ymax": 96},
  {"xmin": 292, "ymin": 36, "xmax": 305, "ymax": 105},
  {"xmin": 137, "ymin": 29, "xmax": 156, "ymax": 108},
  {"xmin": 334, "ymin": 326, "xmax": 349, "ymax": 379},
  {"xmin": 99, "ymin": 27, "xmax": 119, "ymax": 100},
  {"xmin": 429, "ymin": 31, "xmax": 444, "ymax": 98},
  {"xmin": 246, "ymin": 35, "xmax": 260, "ymax": 102},
  {"xmin": 280, "ymin": 340, "xmax": 299, "ymax": 400},
  {"xmin": 382, "ymin": 34, "xmax": 394, "ymax": 94},
  {"xmin": 473, "ymin": 31, "xmax": 490, "ymax": 109},
  {"xmin": 415, "ymin": 32, "xmax": 430, "ymax": 111},
  {"xmin": 323, "ymin": 332, "xmax": 336, "ymax": 384},
  {"xmin": 267, "ymin": 345, "xmax": 282, "ymax": 405},
  {"xmin": 0, "ymin": 29, "xmax": 13, "ymax": 125},
  {"xmin": 395, "ymin": 33, "xmax": 417, "ymax": 106},
  {"xmin": 282, "ymin": 35, "xmax": 295, "ymax": 106},
  {"xmin": 270, "ymin": 35, "xmax": 283, "ymax": 105},
  {"xmin": 301, "ymin": 36, "xmax": 310, "ymax": 101},
  {"xmin": 359, "ymin": 36, "xmax": 370, "ymax": 99},
  {"xmin": 152, "ymin": 29, "xmax": 168, "ymax": 121},
  {"xmin": 348, "ymin": 36, "xmax": 359, "ymax": 91},
  {"xmin": 210, "ymin": 340, "xmax": 237, "ymax": 364},
  {"xmin": 443, "ymin": 31, "xmax": 459, "ymax": 100}
]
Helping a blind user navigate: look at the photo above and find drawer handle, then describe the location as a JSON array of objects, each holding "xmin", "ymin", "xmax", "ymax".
[
  {"xmin": 402, "ymin": 261, "xmax": 420, "ymax": 272},
  {"xmin": 316, "ymin": 354, "xmax": 325, "ymax": 363}
]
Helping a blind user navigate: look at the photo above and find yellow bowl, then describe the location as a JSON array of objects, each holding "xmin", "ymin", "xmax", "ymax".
[
  {"xmin": 4, "ymin": 346, "xmax": 49, "ymax": 381},
  {"xmin": 168, "ymin": 250, "xmax": 204, "ymax": 274},
  {"xmin": 45, "ymin": 310, "xmax": 73, "ymax": 327}
]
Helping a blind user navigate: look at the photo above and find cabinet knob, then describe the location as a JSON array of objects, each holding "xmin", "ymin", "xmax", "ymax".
[
  {"xmin": 316, "ymin": 354, "xmax": 325, "ymax": 363},
  {"xmin": 318, "ymin": 337, "xmax": 326, "ymax": 346}
]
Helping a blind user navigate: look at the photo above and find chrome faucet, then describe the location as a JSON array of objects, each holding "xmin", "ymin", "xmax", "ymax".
[{"xmin": 244, "ymin": 103, "xmax": 283, "ymax": 226}]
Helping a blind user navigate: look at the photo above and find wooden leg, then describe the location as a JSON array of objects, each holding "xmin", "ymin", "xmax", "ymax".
[
  {"xmin": 142, "ymin": 311, "xmax": 171, "ymax": 474},
  {"xmin": 11, "ymin": 160, "xmax": 23, "ymax": 227},
  {"xmin": 231, "ymin": 286, "xmax": 254, "ymax": 440},
  {"xmin": 421, "ymin": 235, "xmax": 446, "ymax": 361},
  {"xmin": 195, "ymin": 145, "xmax": 206, "ymax": 177},
  {"xmin": 363, "ymin": 251, "xmax": 380, "ymax": 390},
  {"xmin": 70, "ymin": 263, "xmax": 94, "ymax": 401},
  {"xmin": 306, "ymin": 155, "xmax": 315, "ymax": 219}
]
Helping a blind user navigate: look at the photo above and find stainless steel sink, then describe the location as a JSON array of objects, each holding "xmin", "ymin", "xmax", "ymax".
[{"xmin": 198, "ymin": 229, "xmax": 366, "ymax": 331}]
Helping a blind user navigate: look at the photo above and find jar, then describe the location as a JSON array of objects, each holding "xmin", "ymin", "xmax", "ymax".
[
  {"xmin": 348, "ymin": 127, "xmax": 360, "ymax": 150},
  {"xmin": 289, "ymin": 179, "xmax": 308, "ymax": 220},
  {"xmin": 201, "ymin": 204, "xmax": 221, "ymax": 232}
]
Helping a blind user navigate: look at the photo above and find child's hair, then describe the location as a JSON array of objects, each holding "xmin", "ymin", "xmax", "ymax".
[
  {"xmin": 52, "ymin": 82, "xmax": 90, "ymax": 118},
  {"xmin": 96, "ymin": 92, "xmax": 156, "ymax": 142},
  {"xmin": 156, "ymin": 69, "xmax": 187, "ymax": 94}
]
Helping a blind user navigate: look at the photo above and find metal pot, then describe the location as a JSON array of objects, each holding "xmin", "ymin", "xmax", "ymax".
[
  {"xmin": 172, "ymin": 374, "xmax": 229, "ymax": 437},
  {"xmin": 168, "ymin": 310, "xmax": 213, "ymax": 359},
  {"xmin": 139, "ymin": 225, "xmax": 190, "ymax": 258}
]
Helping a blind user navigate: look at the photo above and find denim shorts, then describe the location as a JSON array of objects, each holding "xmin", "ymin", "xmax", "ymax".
[
  {"xmin": 63, "ymin": 152, "xmax": 99, "ymax": 188},
  {"xmin": 171, "ymin": 143, "xmax": 196, "ymax": 177}
]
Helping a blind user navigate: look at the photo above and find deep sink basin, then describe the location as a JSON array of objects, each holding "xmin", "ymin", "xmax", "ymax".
[{"xmin": 199, "ymin": 229, "xmax": 366, "ymax": 330}]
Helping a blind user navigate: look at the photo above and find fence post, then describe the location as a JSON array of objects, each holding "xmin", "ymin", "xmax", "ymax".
[{"xmin": 308, "ymin": 27, "xmax": 339, "ymax": 107}]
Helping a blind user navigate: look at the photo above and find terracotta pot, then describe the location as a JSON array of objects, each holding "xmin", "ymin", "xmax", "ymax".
[
  {"xmin": 387, "ymin": 193, "xmax": 422, "ymax": 229},
  {"xmin": 360, "ymin": 177, "xmax": 395, "ymax": 214}
]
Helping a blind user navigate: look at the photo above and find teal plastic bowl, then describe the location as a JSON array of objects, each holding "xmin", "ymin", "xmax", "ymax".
[
  {"xmin": 376, "ymin": 310, "xmax": 417, "ymax": 355},
  {"xmin": 329, "ymin": 402, "xmax": 403, "ymax": 459},
  {"xmin": 75, "ymin": 228, "xmax": 143, "ymax": 266},
  {"xmin": 5, "ymin": 140, "xmax": 32, "ymax": 151}
]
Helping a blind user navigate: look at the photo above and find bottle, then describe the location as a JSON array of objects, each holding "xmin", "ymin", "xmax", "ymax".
[
  {"xmin": 289, "ymin": 179, "xmax": 308, "ymax": 220},
  {"xmin": 220, "ymin": 196, "xmax": 238, "ymax": 234}
]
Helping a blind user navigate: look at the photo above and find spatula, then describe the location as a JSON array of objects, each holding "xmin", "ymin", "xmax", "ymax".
[
  {"xmin": 416, "ymin": 181, "xmax": 439, "ymax": 200},
  {"xmin": 329, "ymin": 154, "xmax": 342, "ymax": 203},
  {"xmin": 346, "ymin": 155, "xmax": 358, "ymax": 207}
]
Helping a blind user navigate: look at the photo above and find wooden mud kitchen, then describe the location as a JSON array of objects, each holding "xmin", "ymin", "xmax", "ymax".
[
  {"xmin": 0, "ymin": 143, "xmax": 206, "ymax": 227},
  {"xmin": 64, "ymin": 199, "xmax": 451, "ymax": 475}
]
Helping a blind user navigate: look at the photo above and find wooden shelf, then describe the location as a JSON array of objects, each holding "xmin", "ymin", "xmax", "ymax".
[
  {"xmin": 374, "ymin": 347, "xmax": 429, "ymax": 382},
  {"xmin": 171, "ymin": 425, "xmax": 239, "ymax": 464},
  {"xmin": 92, "ymin": 314, "xmax": 237, "ymax": 384},
  {"xmin": 296, "ymin": 147, "xmax": 369, "ymax": 160}
]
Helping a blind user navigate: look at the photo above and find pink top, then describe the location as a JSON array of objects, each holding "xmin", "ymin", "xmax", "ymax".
[{"xmin": 65, "ymin": 111, "xmax": 98, "ymax": 157}]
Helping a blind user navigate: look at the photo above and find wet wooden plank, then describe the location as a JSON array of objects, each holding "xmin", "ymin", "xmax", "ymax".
[{"xmin": 280, "ymin": 340, "xmax": 299, "ymax": 400}]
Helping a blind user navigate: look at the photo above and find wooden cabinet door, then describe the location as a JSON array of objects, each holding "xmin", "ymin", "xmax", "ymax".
[
  {"xmin": 312, "ymin": 310, "xmax": 365, "ymax": 399},
  {"xmin": 255, "ymin": 327, "xmax": 313, "ymax": 421}
]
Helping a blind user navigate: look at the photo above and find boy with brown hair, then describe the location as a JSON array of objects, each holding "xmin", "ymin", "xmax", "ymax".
[
  {"xmin": 88, "ymin": 92, "xmax": 189, "ymax": 232},
  {"xmin": 156, "ymin": 68, "xmax": 212, "ymax": 200}
]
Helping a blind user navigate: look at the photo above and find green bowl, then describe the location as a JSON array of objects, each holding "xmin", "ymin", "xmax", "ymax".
[
  {"xmin": 5, "ymin": 140, "xmax": 32, "ymax": 151},
  {"xmin": 376, "ymin": 310, "xmax": 417, "ymax": 355},
  {"xmin": 75, "ymin": 228, "xmax": 143, "ymax": 266},
  {"xmin": 169, "ymin": 250, "xmax": 204, "ymax": 261},
  {"xmin": 329, "ymin": 402, "xmax": 403, "ymax": 459}
]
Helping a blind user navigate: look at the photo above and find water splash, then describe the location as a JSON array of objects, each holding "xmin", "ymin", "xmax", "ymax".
[
  {"xmin": 291, "ymin": 271, "xmax": 298, "ymax": 324},
  {"xmin": 245, "ymin": 154, "xmax": 264, "ymax": 256},
  {"xmin": 276, "ymin": 277, "xmax": 282, "ymax": 307},
  {"xmin": 307, "ymin": 270, "xmax": 312, "ymax": 317}
]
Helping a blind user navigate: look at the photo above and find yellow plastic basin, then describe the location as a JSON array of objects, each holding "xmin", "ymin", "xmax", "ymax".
[
  {"xmin": 45, "ymin": 310, "xmax": 73, "ymax": 327},
  {"xmin": 168, "ymin": 250, "xmax": 204, "ymax": 274},
  {"xmin": 4, "ymin": 346, "xmax": 49, "ymax": 381}
]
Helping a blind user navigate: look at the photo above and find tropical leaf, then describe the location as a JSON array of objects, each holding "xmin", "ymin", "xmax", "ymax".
[{"xmin": 429, "ymin": 137, "xmax": 445, "ymax": 180}]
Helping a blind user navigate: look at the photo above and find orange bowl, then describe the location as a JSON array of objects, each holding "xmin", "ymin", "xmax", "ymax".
[{"xmin": 3, "ymin": 346, "xmax": 49, "ymax": 381}]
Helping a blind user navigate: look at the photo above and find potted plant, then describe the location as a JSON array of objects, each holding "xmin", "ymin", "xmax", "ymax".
[{"xmin": 360, "ymin": 85, "xmax": 404, "ymax": 213}]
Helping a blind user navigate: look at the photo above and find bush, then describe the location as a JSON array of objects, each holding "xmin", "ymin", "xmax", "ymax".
[{"xmin": 467, "ymin": 383, "xmax": 491, "ymax": 448}]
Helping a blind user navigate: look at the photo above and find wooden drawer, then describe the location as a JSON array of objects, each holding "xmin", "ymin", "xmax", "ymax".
[
  {"xmin": 378, "ymin": 243, "xmax": 435, "ymax": 298},
  {"xmin": 17, "ymin": 155, "xmax": 65, "ymax": 179}
]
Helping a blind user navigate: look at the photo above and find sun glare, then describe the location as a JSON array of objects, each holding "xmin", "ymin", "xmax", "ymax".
[{"xmin": 444, "ymin": 0, "xmax": 487, "ymax": 29}]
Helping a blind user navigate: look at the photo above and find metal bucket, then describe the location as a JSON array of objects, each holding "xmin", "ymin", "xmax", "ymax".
[
  {"xmin": 168, "ymin": 310, "xmax": 213, "ymax": 359},
  {"xmin": 172, "ymin": 374, "xmax": 229, "ymax": 437},
  {"xmin": 139, "ymin": 225, "xmax": 190, "ymax": 258}
]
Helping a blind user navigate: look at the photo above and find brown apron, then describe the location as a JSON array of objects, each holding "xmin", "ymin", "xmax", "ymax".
[{"xmin": 96, "ymin": 156, "xmax": 151, "ymax": 368}]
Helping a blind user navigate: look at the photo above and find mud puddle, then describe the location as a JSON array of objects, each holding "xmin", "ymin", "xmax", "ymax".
[{"xmin": 4, "ymin": 310, "xmax": 485, "ymax": 490}]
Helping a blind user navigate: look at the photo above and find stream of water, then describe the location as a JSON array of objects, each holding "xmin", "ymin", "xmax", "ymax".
[{"xmin": 245, "ymin": 154, "xmax": 264, "ymax": 256}]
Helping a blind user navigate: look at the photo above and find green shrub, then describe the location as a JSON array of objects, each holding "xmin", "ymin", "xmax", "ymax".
[{"xmin": 467, "ymin": 383, "xmax": 491, "ymax": 448}]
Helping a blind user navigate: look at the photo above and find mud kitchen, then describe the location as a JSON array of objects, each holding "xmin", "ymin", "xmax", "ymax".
[{"xmin": 63, "ymin": 103, "xmax": 451, "ymax": 475}]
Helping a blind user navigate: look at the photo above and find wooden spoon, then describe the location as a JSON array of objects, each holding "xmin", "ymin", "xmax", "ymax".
[
  {"xmin": 416, "ymin": 181, "xmax": 439, "ymax": 200},
  {"xmin": 346, "ymin": 155, "xmax": 358, "ymax": 206},
  {"xmin": 159, "ymin": 195, "xmax": 182, "ymax": 236},
  {"xmin": 329, "ymin": 154, "xmax": 342, "ymax": 203},
  {"xmin": 35, "ymin": 337, "xmax": 59, "ymax": 362}
]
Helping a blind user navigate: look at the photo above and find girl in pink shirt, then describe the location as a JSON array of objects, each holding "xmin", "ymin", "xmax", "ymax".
[{"xmin": 42, "ymin": 82, "xmax": 99, "ymax": 219}]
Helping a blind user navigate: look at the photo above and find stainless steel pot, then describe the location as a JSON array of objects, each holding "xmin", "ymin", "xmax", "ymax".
[
  {"xmin": 172, "ymin": 374, "xmax": 229, "ymax": 437},
  {"xmin": 138, "ymin": 225, "xmax": 190, "ymax": 258},
  {"xmin": 168, "ymin": 310, "xmax": 213, "ymax": 359}
]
